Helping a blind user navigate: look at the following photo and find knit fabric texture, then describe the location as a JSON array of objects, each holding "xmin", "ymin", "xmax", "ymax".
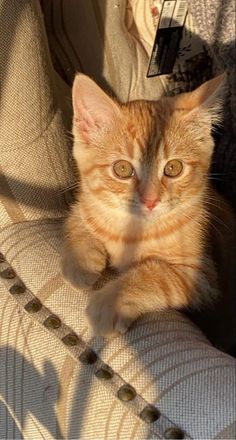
[{"xmin": 187, "ymin": 0, "xmax": 236, "ymax": 209}]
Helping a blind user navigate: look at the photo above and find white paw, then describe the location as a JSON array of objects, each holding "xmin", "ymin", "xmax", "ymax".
[
  {"xmin": 61, "ymin": 247, "xmax": 106, "ymax": 290},
  {"xmin": 86, "ymin": 283, "xmax": 138, "ymax": 337}
]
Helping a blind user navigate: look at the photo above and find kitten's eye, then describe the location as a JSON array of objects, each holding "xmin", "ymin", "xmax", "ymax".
[
  {"xmin": 113, "ymin": 160, "xmax": 135, "ymax": 179},
  {"xmin": 164, "ymin": 159, "xmax": 183, "ymax": 178}
]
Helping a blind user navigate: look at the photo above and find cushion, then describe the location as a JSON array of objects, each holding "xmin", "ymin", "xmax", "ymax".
[{"xmin": 1, "ymin": 219, "xmax": 236, "ymax": 439}]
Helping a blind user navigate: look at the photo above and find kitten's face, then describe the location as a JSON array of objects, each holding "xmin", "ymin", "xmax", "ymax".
[{"xmin": 72, "ymin": 74, "xmax": 224, "ymax": 222}]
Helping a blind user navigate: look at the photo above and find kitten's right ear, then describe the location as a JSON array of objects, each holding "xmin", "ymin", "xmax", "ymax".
[
  {"xmin": 72, "ymin": 74, "xmax": 121, "ymax": 144},
  {"xmin": 172, "ymin": 74, "xmax": 226, "ymax": 127}
]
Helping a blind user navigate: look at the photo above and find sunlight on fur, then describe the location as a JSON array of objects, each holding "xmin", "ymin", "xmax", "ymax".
[{"xmin": 61, "ymin": 73, "xmax": 235, "ymax": 349}]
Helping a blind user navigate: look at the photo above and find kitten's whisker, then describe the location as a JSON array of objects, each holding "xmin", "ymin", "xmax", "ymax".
[
  {"xmin": 66, "ymin": 128, "xmax": 74, "ymax": 138},
  {"xmin": 203, "ymin": 204, "xmax": 231, "ymax": 230},
  {"xmin": 208, "ymin": 177, "xmax": 224, "ymax": 181},
  {"xmin": 209, "ymin": 172, "xmax": 230, "ymax": 176},
  {"xmin": 58, "ymin": 182, "xmax": 80, "ymax": 194},
  {"xmin": 182, "ymin": 202, "xmax": 222, "ymax": 235}
]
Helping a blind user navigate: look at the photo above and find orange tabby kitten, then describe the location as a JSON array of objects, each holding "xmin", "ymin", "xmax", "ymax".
[{"xmin": 62, "ymin": 73, "xmax": 235, "ymax": 350}]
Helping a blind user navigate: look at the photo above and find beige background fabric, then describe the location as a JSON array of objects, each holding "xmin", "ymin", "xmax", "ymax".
[
  {"xmin": 0, "ymin": 0, "xmax": 74, "ymax": 228},
  {"xmin": 41, "ymin": 0, "xmax": 214, "ymax": 99},
  {"xmin": 41, "ymin": 0, "xmax": 167, "ymax": 102},
  {"xmin": 0, "ymin": 0, "xmax": 236, "ymax": 439}
]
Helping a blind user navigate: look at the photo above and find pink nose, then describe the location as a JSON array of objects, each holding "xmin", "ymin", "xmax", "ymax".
[{"xmin": 140, "ymin": 196, "xmax": 160, "ymax": 211}]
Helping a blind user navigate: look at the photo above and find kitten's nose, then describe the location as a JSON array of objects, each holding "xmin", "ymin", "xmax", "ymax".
[{"xmin": 140, "ymin": 196, "xmax": 160, "ymax": 211}]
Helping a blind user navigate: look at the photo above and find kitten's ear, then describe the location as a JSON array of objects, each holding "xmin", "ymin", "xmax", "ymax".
[
  {"xmin": 172, "ymin": 73, "xmax": 226, "ymax": 126},
  {"xmin": 72, "ymin": 74, "xmax": 121, "ymax": 143}
]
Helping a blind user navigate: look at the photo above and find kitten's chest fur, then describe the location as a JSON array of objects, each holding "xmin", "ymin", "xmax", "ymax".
[
  {"xmin": 105, "ymin": 227, "xmax": 198, "ymax": 271},
  {"xmin": 106, "ymin": 239, "xmax": 157, "ymax": 270}
]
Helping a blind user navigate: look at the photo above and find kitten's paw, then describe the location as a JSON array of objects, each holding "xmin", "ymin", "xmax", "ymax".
[
  {"xmin": 61, "ymin": 246, "xmax": 106, "ymax": 290},
  {"xmin": 62, "ymin": 261, "xmax": 100, "ymax": 290},
  {"xmin": 86, "ymin": 282, "xmax": 138, "ymax": 337}
]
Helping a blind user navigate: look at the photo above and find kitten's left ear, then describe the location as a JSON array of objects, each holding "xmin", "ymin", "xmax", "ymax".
[
  {"xmin": 72, "ymin": 74, "xmax": 121, "ymax": 144},
  {"xmin": 172, "ymin": 73, "xmax": 226, "ymax": 126}
]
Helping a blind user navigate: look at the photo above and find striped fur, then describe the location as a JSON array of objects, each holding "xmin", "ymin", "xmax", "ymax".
[{"xmin": 62, "ymin": 74, "xmax": 235, "ymax": 340}]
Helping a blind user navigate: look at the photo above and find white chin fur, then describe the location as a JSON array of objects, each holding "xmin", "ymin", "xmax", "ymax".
[{"xmin": 121, "ymin": 200, "xmax": 175, "ymax": 220}]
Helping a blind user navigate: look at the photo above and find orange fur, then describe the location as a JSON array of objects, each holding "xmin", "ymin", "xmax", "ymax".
[{"xmin": 62, "ymin": 74, "xmax": 235, "ymax": 348}]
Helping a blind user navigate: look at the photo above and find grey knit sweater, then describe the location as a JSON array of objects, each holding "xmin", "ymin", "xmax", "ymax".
[{"xmin": 187, "ymin": 0, "xmax": 236, "ymax": 209}]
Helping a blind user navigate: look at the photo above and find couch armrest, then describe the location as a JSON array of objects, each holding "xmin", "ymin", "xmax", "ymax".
[{"xmin": 0, "ymin": 220, "xmax": 236, "ymax": 439}]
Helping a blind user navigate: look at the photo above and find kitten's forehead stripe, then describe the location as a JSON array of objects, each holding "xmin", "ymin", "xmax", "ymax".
[
  {"xmin": 126, "ymin": 101, "xmax": 165, "ymax": 171},
  {"xmin": 135, "ymin": 137, "xmax": 145, "ymax": 154},
  {"xmin": 89, "ymin": 186, "xmax": 107, "ymax": 195},
  {"xmin": 83, "ymin": 163, "xmax": 108, "ymax": 177},
  {"xmin": 123, "ymin": 141, "xmax": 134, "ymax": 159}
]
